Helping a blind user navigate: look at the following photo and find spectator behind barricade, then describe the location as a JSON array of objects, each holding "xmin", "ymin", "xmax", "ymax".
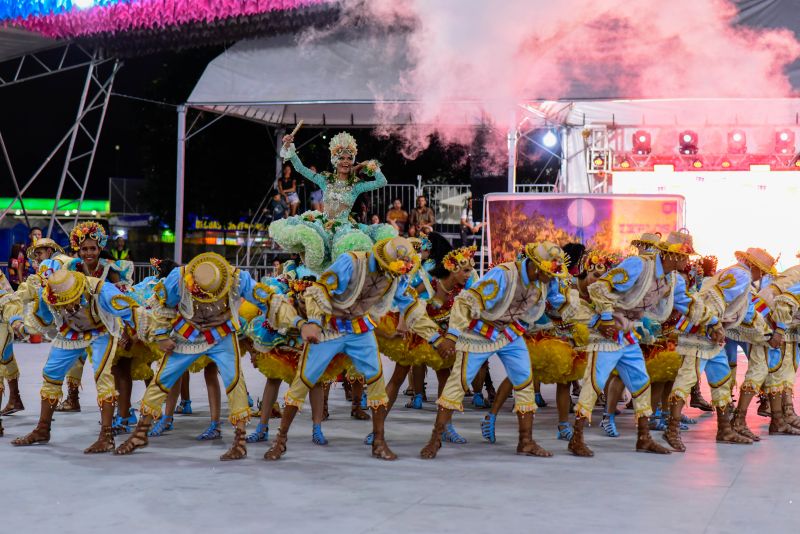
[
  {"xmin": 460, "ymin": 194, "xmax": 482, "ymax": 247},
  {"xmin": 308, "ymin": 165, "xmax": 324, "ymax": 212},
  {"xmin": 268, "ymin": 192, "xmax": 289, "ymax": 222},
  {"xmin": 408, "ymin": 195, "xmax": 435, "ymax": 237},
  {"xmin": 111, "ymin": 235, "xmax": 133, "ymax": 261},
  {"xmin": 7, "ymin": 243, "xmax": 27, "ymax": 290},
  {"xmin": 356, "ymin": 197, "xmax": 371, "ymax": 224},
  {"xmin": 370, "ymin": 213, "xmax": 381, "ymax": 225},
  {"xmin": 386, "ymin": 198, "xmax": 409, "ymax": 235},
  {"xmin": 278, "ymin": 163, "xmax": 301, "ymax": 216}
]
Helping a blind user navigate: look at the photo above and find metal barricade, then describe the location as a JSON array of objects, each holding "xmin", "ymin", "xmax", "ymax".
[
  {"xmin": 360, "ymin": 184, "xmax": 417, "ymax": 226},
  {"xmin": 514, "ymin": 184, "xmax": 556, "ymax": 193},
  {"xmin": 421, "ymin": 184, "xmax": 472, "ymax": 239}
]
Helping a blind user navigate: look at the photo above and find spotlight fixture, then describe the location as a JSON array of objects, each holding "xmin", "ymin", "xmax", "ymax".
[
  {"xmin": 691, "ymin": 159, "xmax": 703, "ymax": 169},
  {"xmin": 775, "ymin": 129, "xmax": 795, "ymax": 155},
  {"xmin": 592, "ymin": 156, "xmax": 605, "ymax": 168},
  {"xmin": 679, "ymin": 130, "xmax": 698, "ymax": 155},
  {"xmin": 632, "ymin": 130, "xmax": 651, "ymax": 155},
  {"xmin": 720, "ymin": 159, "xmax": 732, "ymax": 169},
  {"xmin": 542, "ymin": 130, "xmax": 558, "ymax": 148},
  {"xmin": 727, "ymin": 129, "xmax": 746, "ymax": 154}
]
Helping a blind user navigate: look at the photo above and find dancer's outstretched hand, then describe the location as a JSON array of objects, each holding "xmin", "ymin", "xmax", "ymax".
[
  {"xmin": 436, "ymin": 338, "xmax": 456, "ymax": 360},
  {"xmin": 282, "ymin": 134, "xmax": 294, "ymax": 148},
  {"xmin": 301, "ymin": 323, "xmax": 323, "ymax": 344},
  {"xmin": 598, "ymin": 323, "xmax": 618, "ymax": 341},
  {"xmin": 769, "ymin": 331, "xmax": 784, "ymax": 349}
]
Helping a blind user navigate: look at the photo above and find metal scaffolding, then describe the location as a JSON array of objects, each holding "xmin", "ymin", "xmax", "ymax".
[{"xmin": 0, "ymin": 43, "xmax": 120, "ymax": 235}]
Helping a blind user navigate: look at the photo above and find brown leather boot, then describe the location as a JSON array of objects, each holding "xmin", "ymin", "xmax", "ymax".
[
  {"xmin": 662, "ymin": 397, "xmax": 686, "ymax": 452},
  {"xmin": 516, "ymin": 411, "xmax": 552, "ymax": 457},
  {"xmin": 420, "ymin": 407, "xmax": 451, "ymax": 459},
  {"xmin": 781, "ymin": 391, "xmax": 800, "ymax": 429},
  {"xmin": 12, "ymin": 400, "xmax": 56, "ymax": 446},
  {"xmin": 370, "ymin": 405, "xmax": 397, "ymax": 460},
  {"xmin": 567, "ymin": 415, "xmax": 594, "ymax": 457},
  {"xmin": 636, "ymin": 416, "xmax": 671, "ymax": 454},
  {"xmin": 717, "ymin": 406, "xmax": 753, "ymax": 443},
  {"xmin": 220, "ymin": 423, "xmax": 247, "ymax": 461},
  {"xmin": 114, "ymin": 416, "xmax": 153, "ymax": 455},
  {"xmin": 56, "ymin": 385, "xmax": 81, "ymax": 412},
  {"xmin": 690, "ymin": 384, "xmax": 712, "ymax": 411},
  {"xmin": 0, "ymin": 378, "xmax": 24, "ymax": 415},
  {"xmin": 265, "ymin": 405, "xmax": 299, "ymax": 460},
  {"xmin": 731, "ymin": 389, "xmax": 760, "ymax": 441},
  {"xmin": 769, "ymin": 392, "xmax": 800, "ymax": 435}
]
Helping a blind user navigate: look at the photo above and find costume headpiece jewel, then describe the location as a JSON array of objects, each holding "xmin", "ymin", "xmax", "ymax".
[
  {"xmin": 581, "ymin": 250, "xmax": 621, "ymax": 274},
  {"xmin": 329, "ymin": 131, "xmax": 357, "ymax": 166}
]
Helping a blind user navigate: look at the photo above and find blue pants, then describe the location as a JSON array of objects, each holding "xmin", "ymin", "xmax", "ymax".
[
  {"xmin": 439, "ymin": 336, "xmax": 535, "ymax": 413},
  {"xmin": 142, "ymin": 335, "xmax": 250, "ymax": 424},
  {"xmin": 41, "ymin": 334, "xmax": 117, "ymax": 404},
  {"xmin": 286, "ymin": 332, "xmax": 388, "ymax": 408},
  {"xmin": 575, "ymin": 344, "xmax": 652, "ymax": 419},
  {"xmin": 724, "ymin": 339, "xmax": 749, "ymax": 366}
]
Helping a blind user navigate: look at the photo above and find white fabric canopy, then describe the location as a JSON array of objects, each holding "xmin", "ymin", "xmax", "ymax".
[{"xmin": 0, "ymin": 27, "xmax": 55, "ymax": 62}]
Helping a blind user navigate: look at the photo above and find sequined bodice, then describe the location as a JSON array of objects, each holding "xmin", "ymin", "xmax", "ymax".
[{"xmin": 323, "ymin": 179, "xmax": 355, "ymax": 221}]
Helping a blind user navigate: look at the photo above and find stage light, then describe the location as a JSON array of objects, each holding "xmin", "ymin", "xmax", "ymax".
[
  {"xmin": 620, "ymin": 158, "xmax": 631, "ymax": 169},
  {"xmin": 14, "ymin": 209, "xmax": 21, "ymax": 215},
  {"xmin": 91, "ymin": 210, "xmax": 98, "ymax": 215},
  {"xmin": 74, "ymin": 0, "xmax": 95, "ymax": 9},
  {"xmin": 775, "ymin": 129, "xmax": 795, "ymax": 154},
  {"xmin": 679, "ymin": 130, "xmax": 698, "ymax": 155},
  {"xmin": 692, "ymin": 159, "xmax": 703, "ymax": 169},
  {"xmin": 727, "ymin": 129, "xmax": 746, "ymax": 154},
  {"xmin": 542, "ymin": 130, "xmax": 558, "ymax": 148},
  {"xmin": 721, "ymin": 160, "xmax": 732, "ymax": 168},
  {"xmin": 592, "ymin": 156, "xmax": 605, "ymax": 168},
  {"xmin": 632, "ymin": 130, "xmax": 651, "ymax": 155},
  {"xmin": 794, "ymin": 159, "xmax": 800, "ymax": 167}
]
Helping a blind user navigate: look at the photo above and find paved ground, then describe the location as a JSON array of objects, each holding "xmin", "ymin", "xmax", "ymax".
[{"xmin": 2, "ymin": 342, "xmax": 799, "ymax": 533}]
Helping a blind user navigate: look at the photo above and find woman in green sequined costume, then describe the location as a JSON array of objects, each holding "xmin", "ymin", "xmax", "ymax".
[{"xmin": 269, "ymin": 132, "xmax": 397, "ymax": 274}]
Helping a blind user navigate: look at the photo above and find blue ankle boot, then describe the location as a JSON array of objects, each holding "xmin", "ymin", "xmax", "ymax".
[
  {"xmin": 176, "ymin": 399, "xmax": 193, "ymax": 415},
  {"xmin": 245, "ymin": 422, "xmax": 269, "ymax": 443},
  {"xmin": 441, "ymin": 423, "xmax": 467, "ymax": 444},
  {"xmin": 407, "ymin": 393, "xmax": 423, "ymax": 409},
  {"xmin": 360, "ymin": 392, "xmax": 367, "ymax": 409},
  {"xmin": 557, "ymin": 421, "xmax": 574, "ymax": 440},
  {"xmin": 535, "ymin": 392, "xmax": 548, "ymax": 408},
  {"xmin": 312, "ymin": 423, "xmax": 328, "ymax": 445},
  {"xmin": 196, "ymin": 420, "xmax": 222, "ymax": 440},
  {"xmin": 364, "ymin": 432, "xmax": 375, "ymax": 445},
  {"xmin": 600, "ymin": 413, "xmax": 619, "ymax": 437},
  {"xmin": 481, "ymin": 413, "xmax": 497, "ymax": 443},
  {"xmin": 473, "ymin": 392, "xmax": 486, "ymax": 408},
  {"xmin": 148, "ymin": 415, "xmax": 174, "ymax": 437}
]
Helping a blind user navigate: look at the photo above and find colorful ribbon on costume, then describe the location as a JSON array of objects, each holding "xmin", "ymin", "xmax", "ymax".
[
  {"xmin": 468, "ymin": 319, "xmax": 528, "ymax": 343},
  {"xmin": 59, "ymin": 323, "xmax": 106, "ymax": 340},
  {"xmin": 172, "ymin": 316, "xmax": 234, "ymax": 344},
  {"xmin": 328, "ymin": 315, "xmax": 376, "ymax": 335}
]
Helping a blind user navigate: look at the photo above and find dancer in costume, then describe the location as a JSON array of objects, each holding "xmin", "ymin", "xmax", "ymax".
[
  {"xmin": 420, "ymin": 242, "xmax": 575, "ymax": 459},
  {"xmin": 481, "ymin": 249, "xmax": 615, "ymax": 444},
  {"xmin": 9, "ymin": 269, "xmax": 138, "ymax": 452},
  {"xmin": 244, "ymin": 272, "xmax": 343, "ymax": 446},
  {"xmin": 374, "ymin": 241, "xmax": 477, "ymax": 446},
  {"xmin": 663, "ymin": 247, "xmax": 779, "ymax": 451},
  {"xmin": 265, "ymin": 237, "xmax": 443, "ymax": 461},
  {"xmin": 115, "ymin": 252, "xmax": 305, "ymax": 461},
  {"xmin": 731, "ymin": 262, "xmax": 800, "ymax": 438},
  {"xmin": 566, "ymin": 232, "xmax": 700, "ymax": 457},
  {"xmin": 269, "ymin": 132, "xmax": 396, "ymax": 273},
  {"xmin": 0, "ymin": 272, "xmax": 23, "ymax": 433}
]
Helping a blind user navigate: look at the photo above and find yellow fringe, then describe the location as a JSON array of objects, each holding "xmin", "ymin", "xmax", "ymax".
[
  {"xmin": 139, "ymin": 400, "xmax": 163, "ymax": 419},
  {"xmin": 513, "ymin": 402, "xmax": 537, "ymax": 414},
  {"xmin": 284, "ymin": 391, "xmax": 305, "ymax": 408},
  {"xmin": 765, "ymin": 382, "xmax": 790, "ymax": 395},
  {"xmin": 668, "ymin": 389, "xmax": 689, "ymax": 402},
  {"xmin": 634, "ymin": 408, "xmax": 653, "ymax": 419},
  {"xmin": 711, "ymin": 396, "xmax": 731, "ymax": 408},
  {"xmin": 96, "ymin": 388, "xmax": 118, "ymax": 406},
  {"xmin": 526, "ymin": 334, "xmax": 586, "ymax": 384},
  {"xmin": 65, "ymin": 376, "xmax": 82, "ymax": 388},
  {"xmin": 367, "ymin": 397, "xmax": 389, "ymax": 409},
  {"xmin": 40, "ymin": 389, "xmax": 62, "ymax": 406},
  {"xmin": 643, "ymin": 346, "xmax": 682, "ymax": 383},
  {"xmin": 229, "ymin": 407, "xmax": 251, "ymax": 425},
  {"xmin": 574, "ymin": 402, "xmax": 593, "ymax": 421},
  {"xmin": 739, "ymin": 382, "xmax": 759, "ymax": 394},
  {"xmin": 254, "ymin": 349, "xmax": 298, "ymax": 383},
  {"xmin": 437, "ymin": 396, "xmax": 464, "ymax": 412},
  {"xmin": 188, "ymin": 355, "xmax": 213, "ymax": 374}
]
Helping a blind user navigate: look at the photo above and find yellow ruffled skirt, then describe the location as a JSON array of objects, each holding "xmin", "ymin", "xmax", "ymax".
[
  {"xmin": 526, "ymin": 332, "xmax": 587, "ymax": 384},
  {"xmin": 643, "ymin": 342, "xmax": 682, "ymax": 383},
  {"xmin": 375, "ymin": 312, "xmax": 437, "ymax": 368}
]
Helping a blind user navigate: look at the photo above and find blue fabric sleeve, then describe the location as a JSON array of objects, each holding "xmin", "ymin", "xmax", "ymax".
[
  {"xmin": 154, "ymin": 268, "xmax": 182, "ymax": 308},
  {"xmin": 714, "ymin": 266, "xmax": 752, "ymax": 305},
  {"xmin": 317, "ymin": 253, "xmax": 356, "ymax": 296},
  {"xmin": 97, "ymin": 283, "xmax": 136, "ymax": 328},
  {"xmin": 470, "ymin": 266, "xmax": 509, "ymax": 311},
  {"xmin": 599, "ymin": 256, "xmax": 644, "ymax": 293}
]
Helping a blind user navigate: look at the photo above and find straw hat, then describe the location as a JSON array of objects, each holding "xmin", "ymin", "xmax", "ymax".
[
  {"xmin": 43, "ymin": 270, "xmax": 86, "ymax": 307},
  {"xmin": 734, "ymin": 248, "xmax": 778, "ymax": 276},
  {"xmin": 631, "ymin": 232, "xmax": 662, "ymax": 250},
  {"xmin": 523, "ymin": 241, "xmax": 570, "ymax": 279},
  {"xmin": 656, "ymin": 229, "xmax": 696, "ymax": 257},
  {"xmin": 26, "ymin": 237, "xmax": 65, "ymax": 260},
  {"xmin": 184, "ymin": 252, "xmax": 233, "ymax": 303},
  {"xmin": 373, "ymin": 237, "xmax": 421, "ymax": 277}
]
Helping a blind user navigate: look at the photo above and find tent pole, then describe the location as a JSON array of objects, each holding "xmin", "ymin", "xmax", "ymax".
[
  {"xmin": 560, "ymin": 127, "xmax": 568, "ymax": 192},
  {"xmin": 175, "ymin": 105, "xmax": 186, "ymax": 264},
  {"xmin": 506, "ymin": 120, "xmax": 518, "ymax": 193}
]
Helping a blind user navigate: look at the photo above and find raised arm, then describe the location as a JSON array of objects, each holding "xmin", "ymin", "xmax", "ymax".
[
  {"xmin": 280, "ymin": 142, "xmax": 327, "ymax": 190},
  {"xmin": 352, "ymin": 163, "xmax": 388, "ymax": 196}
]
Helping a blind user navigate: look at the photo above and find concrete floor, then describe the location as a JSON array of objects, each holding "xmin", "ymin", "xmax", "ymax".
[{"xmin": 2, "ymin": 343, "xmax": 799, "ymax": 534}]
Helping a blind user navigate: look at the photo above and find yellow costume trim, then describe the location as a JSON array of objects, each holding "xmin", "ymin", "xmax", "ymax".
[
  {"xmin": 110, "ymin": 294, "xmax": 138, "ymax": 311},
  {"xmin": 476, "ymin": 279, "xmax": 499, "ymax": 302},
  {"xmin": 153, "ymin": 280, "xmax": 167, "ymax": 306},
  {"xmin": 437, "ymin": 395, "xmax": 464, "ymax": 412},
  {"xmin": 229, "ymin": 407, "xmax": 251, "ymax": 425}
]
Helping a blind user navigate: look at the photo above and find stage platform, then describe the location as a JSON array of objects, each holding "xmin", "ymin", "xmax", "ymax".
[{"xmin": 2, "ymin": 342, "xmax": 799, "ymax": 533}]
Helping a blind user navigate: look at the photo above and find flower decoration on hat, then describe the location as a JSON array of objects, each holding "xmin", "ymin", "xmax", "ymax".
[
  {"xmin": 581, "ymin": 250, "xmax": 621, "ymax": 274},
  {"xmin": 523, "ymin": 242, "xmax": 569, "ymax": 278},
  {"xmin": 69, "ymin": 221, "xmax": 108, "ymax": 251},
  {"xmin": 183, "ymin": 252, "xmax": 232, "ymax": 303},
  {"xmin": 43, "ymin": 270, "xmax": 87, "ymax": 307},
  {"xmin": 443, "ymin": 246, "xmax": 477, "ymax": 273},
  {"xmin": 656, "ymin": 229, "xmax": 696, "ymax": 259},
  {"xmin": 329, "ymin": 131, "xmax": 357, "ymax": 167},
  {"xmin": 373, "ymin": 237, "xmax": 421, "ymax": 278}
]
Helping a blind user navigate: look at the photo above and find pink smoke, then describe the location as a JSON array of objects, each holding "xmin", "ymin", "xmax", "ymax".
[{"xmin": 343, "ymin": 0, "xmax": 800, "ymax": 158}]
